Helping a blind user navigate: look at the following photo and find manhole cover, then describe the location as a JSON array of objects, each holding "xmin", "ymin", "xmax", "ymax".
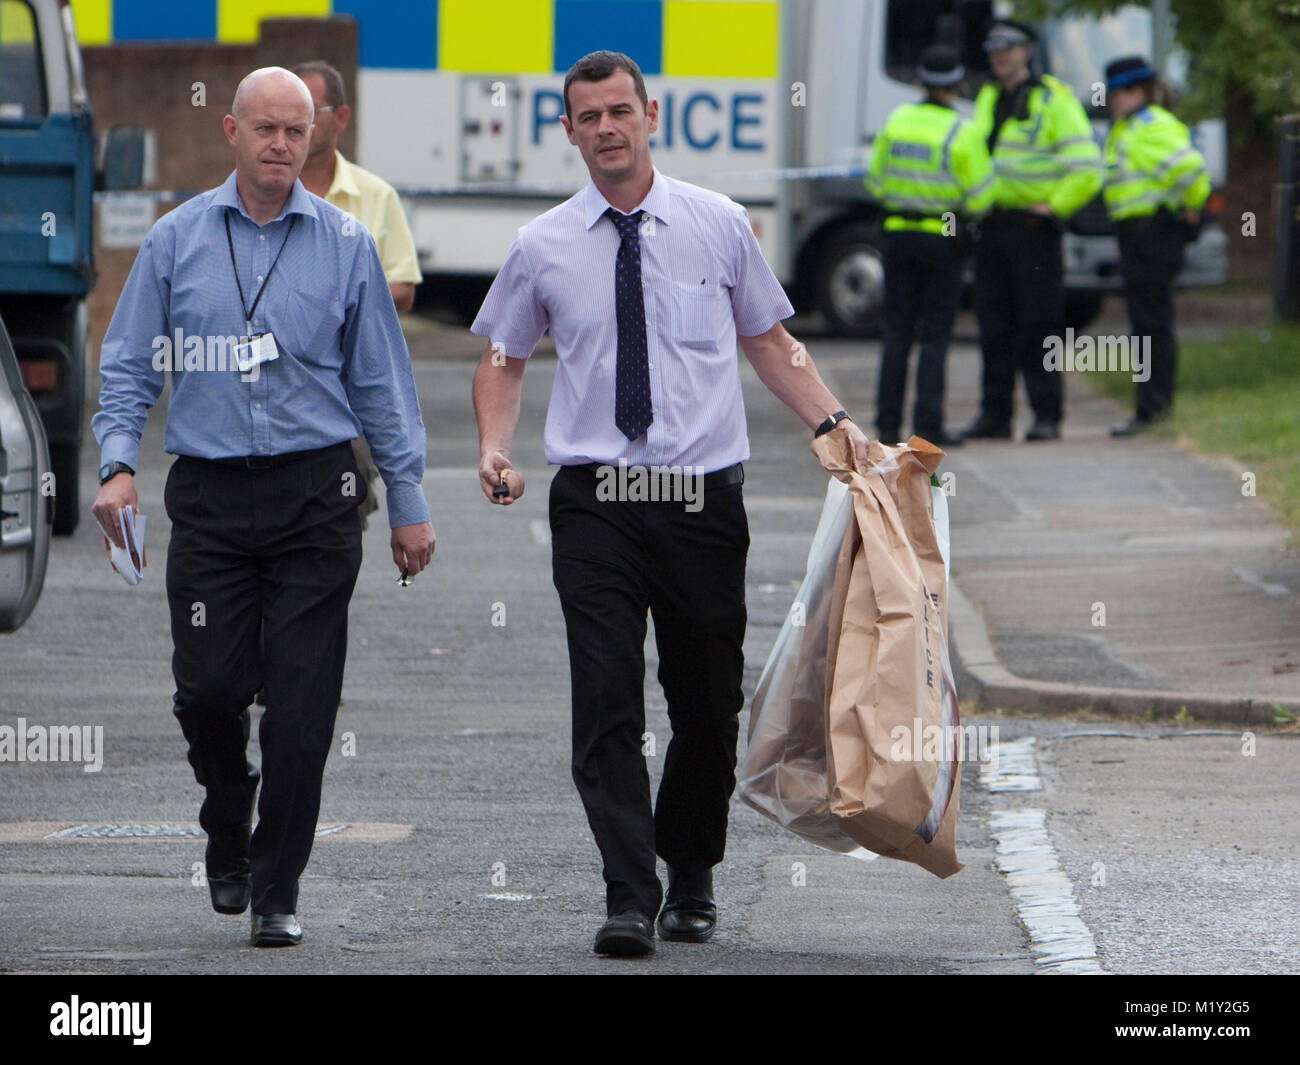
[
  {"xmin": 46, "ymin": 824, "xmax": 205, "ymax": 839},
  {"xmin": 44, "ymin": 823, "xmax": 349, "ymax": 839}
]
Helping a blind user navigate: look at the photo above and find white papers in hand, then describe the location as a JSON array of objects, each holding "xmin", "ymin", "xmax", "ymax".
[{"xmin": 106, "ymin": 506, "xmax": 147, "ymax": 586}]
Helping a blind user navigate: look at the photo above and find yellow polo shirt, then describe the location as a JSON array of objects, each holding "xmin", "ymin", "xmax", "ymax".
[{"xmin": 324, "ymin": 150, "xmax": 421, "ymax": 285}]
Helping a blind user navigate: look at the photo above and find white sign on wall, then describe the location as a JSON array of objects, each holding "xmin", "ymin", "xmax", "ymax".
[{"xmin": 99, "ymin": 194, "xmax": 155, "ymax": 249}]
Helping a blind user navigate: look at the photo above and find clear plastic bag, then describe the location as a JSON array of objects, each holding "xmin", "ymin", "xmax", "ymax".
[{"xmin": 738, "ymin": 478, "xmax": 877, "ymax": 860}]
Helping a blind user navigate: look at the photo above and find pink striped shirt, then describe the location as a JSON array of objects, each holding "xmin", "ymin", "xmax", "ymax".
[{"xmin": 471, "ymin": 169, "xmax": 794, "ymax": 472}]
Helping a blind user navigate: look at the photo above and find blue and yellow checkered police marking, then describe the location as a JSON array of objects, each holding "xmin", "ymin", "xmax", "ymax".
[{"xmin": 68, "ymin": 0, "xmax": 777, "ymax": 76}]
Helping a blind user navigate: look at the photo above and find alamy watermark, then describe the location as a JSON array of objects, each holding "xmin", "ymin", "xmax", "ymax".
[
  {"xmin": 0, "ymin": 718, "xmax": 103, "ymax": 772},
  {"xmin": 1043, "ymin": 327, "xmax": 1150, "ymax": 383},
  {"xmin": 50, "ymin": 996, "xmax": 150, "ymax": 1045},
  {"xmin": 890, "ymin": 718, "xmax": 999, "ymax": 766},
  {"xmin": 594, "ymin": 458, "xmax": 705, "ymax": 512},
  {"xmin": 151, "ymin": 328, "xmax": 263, "ymax": 381}
]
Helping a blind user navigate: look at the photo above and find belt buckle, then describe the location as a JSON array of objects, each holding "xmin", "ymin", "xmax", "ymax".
[{"xmin": 244, "ymin": 455, "xmax": 272, "ymax": 470}]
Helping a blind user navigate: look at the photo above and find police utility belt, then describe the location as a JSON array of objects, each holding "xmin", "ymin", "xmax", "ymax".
[
  {"xmin": 886, "ymin": 209, "xmax": 965, "ymax": 226},
  {"xmin": 982, "ymin": 208, "xmax": 1064, "ymax": 232},
  {"xmin": 1113, "ymin": 207, "xmax": 1185, "ymax": 234}
]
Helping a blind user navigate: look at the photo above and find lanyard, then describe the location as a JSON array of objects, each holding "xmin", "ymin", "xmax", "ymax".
[{"xmin": 224, "ymin": 209, "xmax": 297, "ymax": 331}]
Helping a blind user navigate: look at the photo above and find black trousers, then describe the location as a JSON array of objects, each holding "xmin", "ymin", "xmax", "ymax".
[
  {"xmin": 877, "ymin": 229, "xmax": 964, "ymax": 437},
  {"xmin": 549, "ymin": 465, "xmax": 749, "ymax": 917},
  {"xmin": 164, "ymin": 442, "xmax": 364, "ymax": 915},
  {"xmin": 973, "ymin": 214, "xmax": 1066, "ymax": 425},
  {"xmin": 1118, "ymin": 215, "xmax": 1186, "ymax": 421}
]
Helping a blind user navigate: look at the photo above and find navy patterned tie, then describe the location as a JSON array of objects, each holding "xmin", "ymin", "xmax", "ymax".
[{"xmin": 607, "ymin": 208, "xmax": 653, "ymax": 440}]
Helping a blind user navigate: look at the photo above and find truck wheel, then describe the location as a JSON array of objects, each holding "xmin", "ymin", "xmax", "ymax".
[
  {"xmin": 817, "ymin": 223, "xmax": 885, "ymax": 337},
  {"xmin": 51, "ymin": 443, "xmax": 80, "ymax": 535}
]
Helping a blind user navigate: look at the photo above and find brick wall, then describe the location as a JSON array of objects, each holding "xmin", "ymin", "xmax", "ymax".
[{"xmin": 83, "ymin": 17, "xmax": 359, "ymax": 365}]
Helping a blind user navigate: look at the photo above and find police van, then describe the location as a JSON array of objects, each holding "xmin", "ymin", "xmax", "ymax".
[
  {"xmin": 54, "ymin": 0, "xmax": 1227, "ymax": 342},
  {"xmin": 338, "ymin": 0, "xmax": 1226, "ymax": 333}
]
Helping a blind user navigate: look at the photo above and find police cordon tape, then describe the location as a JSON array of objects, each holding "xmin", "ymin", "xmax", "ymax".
[{"xmin": 90, "ymin": 163, "xmax": 872, "ymax": 208}]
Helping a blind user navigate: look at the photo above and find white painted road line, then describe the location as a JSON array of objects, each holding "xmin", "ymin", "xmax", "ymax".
[
  {"xmin": 984, "ymin": 737, "xmax": 1107, "ymax": 974},
  {"xmin": 990, "ymin": 809, "xmax": 1106, "ymax": 975},
  {"xmin": 980, "ymin": 736, "xmax": 1043, "ymax": 792}
]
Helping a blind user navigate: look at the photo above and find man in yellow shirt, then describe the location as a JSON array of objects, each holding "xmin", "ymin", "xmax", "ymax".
[{"xmin": 295, "ymin": 60, "xmax": 422, "ymax": 528}]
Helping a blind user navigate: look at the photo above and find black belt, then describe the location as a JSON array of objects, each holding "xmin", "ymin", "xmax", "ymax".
[
  {"xmin": 1114, "ymin": 209, "xmax": 1179, "ymax": 233},
  {"xmin": 983, "ymin": 208, "xmax": 1062, "ymax": 231},
  {"xmin": 889, "ymin": 210, "xmax": 956, "ymax": 223},
  {"xmin": 186, "ymin": 442, "xmax": 347, "ymax": 470},
  {"xmin": 573, "ymin": 461, "xmax": 744, "ymax": 489}
]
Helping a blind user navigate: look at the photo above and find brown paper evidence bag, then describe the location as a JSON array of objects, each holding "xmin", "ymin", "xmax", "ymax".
[{"xmin": 738, "ymin": 428, "xmax": 963, "ymax": 878}]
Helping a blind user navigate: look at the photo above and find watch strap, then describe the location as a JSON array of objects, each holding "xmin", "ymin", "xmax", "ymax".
[
  {"xmin": 99, "ymin": 461, "xmax": 135, "ymax": 485},
  {"xmin": 813, "ymin": 410, "xmax": 850, "ymax": 438}
]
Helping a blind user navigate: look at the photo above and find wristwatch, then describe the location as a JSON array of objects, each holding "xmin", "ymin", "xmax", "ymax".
[
  {"xmin": 813, "ymin": 410, "xmax": 851, "ymax": 438},
  {"xmin": 98, "ymin": 461, "xmax": 135, "ymax": 485}
]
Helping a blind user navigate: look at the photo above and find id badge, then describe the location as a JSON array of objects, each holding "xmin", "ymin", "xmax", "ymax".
[{"xmin": 234, "ymin": 331, "xmax": 280, "ymax": 373}]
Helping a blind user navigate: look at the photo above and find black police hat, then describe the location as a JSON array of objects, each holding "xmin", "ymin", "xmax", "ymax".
[
  {"xmin": 918, "ymin": 44, "xmax": 965, "ymax": 87},
  {"xmin": 1105, "ymin": 55, "xmax": 1156, "ymax": 90},
  {"xmin": 983, "ymin": 19, "xmax": 1037, "ymax": 52}
]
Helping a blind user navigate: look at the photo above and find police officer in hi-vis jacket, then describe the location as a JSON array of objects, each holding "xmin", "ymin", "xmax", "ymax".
[
  {"xmin": 1102, "ymin": 55, "xmax": 1210, "ymax": 437},
  {"xmin": 865, "ymin": 43, "xmax": 994, "ymax": 447},
  {"xmin": 960, "ymin": 20, "xmax": 1103, "ymax": 443}
]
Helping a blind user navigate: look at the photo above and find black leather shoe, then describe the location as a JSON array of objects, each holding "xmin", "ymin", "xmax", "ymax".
[
  {"xmin": 1109, "ymin": 417, "xmax": 1151, "ymax": 437},
  {"xmin": 957, "ymin": 417, "xmax": 1012, "ymax": 441},
  {"xmin": 1024, "ymin": 420, "xmax": 1060, "ymax": 441},
  {"xmin": 914, "ymin": 429, "xmax": 964, "ymax": 448},
  {"xmin": 593, "ymin": 910, "xmax": 655, "ymax": 956},
  {"xmin": 251, "ymin": 912, "xmax": 302, "ymax": 947},
  {"xmin": 205, "ymin": 825, "xmax": 251, "ymax": 915},
  {"xmin": 657, "ymin": 866, "xmax": 716, "ymax": 943},
  {"xmin": 876, "ymin": 427, "xmax": 900, "ymax": 445}
]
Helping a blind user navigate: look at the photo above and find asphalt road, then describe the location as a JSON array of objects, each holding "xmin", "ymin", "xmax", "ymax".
[{"xmin": 1, "ymin": 324, "xmax": 1295, "ymax": 974}]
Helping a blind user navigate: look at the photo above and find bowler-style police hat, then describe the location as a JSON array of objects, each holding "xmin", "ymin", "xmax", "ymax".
[
  {"xmin": 1105, "ymin": 55, "xmax": 1156, "ymax": 90},
  {"xmin": 918, "ymin": 44, "xmax": 965, "ymax": 87}
]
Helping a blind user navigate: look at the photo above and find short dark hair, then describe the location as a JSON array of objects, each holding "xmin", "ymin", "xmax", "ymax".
[
  {"xmin": 293, "ymin": 60, "xmax": 347, "ymax": 109},
  {"xmin": 562, "ymin": 50, "xmax": 648, "ymax": 118}
]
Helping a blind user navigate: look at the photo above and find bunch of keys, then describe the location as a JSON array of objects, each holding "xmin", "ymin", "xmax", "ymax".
[
  {"xmin": 395, "ymin": 567, "xmax": 412, "ymax": 588},
  {"xmin": 493, "ymin": 468, "xmax": 512, "ymax": 501}
]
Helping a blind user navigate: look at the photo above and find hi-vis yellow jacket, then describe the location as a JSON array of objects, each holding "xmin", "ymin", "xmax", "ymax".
[
  {"xmin": 1104, "ymin": 105, "xmax": 1210, "ymax": 221},
  {"xmin": 973, "ymin": 74, "xmax": 1102, "ymax": 218},
  {"xmin": 866, "ymin": 102, "xmax": 995, "ymax": 234}
]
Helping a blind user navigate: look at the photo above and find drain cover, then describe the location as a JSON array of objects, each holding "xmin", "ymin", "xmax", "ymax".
[
  {"xmin": 47, "ymin": 824, "xmax": 204, "ymax": 839},
  {"xmin": 44, "ymin": 823, "xmax": 348, "ymax": 839}
]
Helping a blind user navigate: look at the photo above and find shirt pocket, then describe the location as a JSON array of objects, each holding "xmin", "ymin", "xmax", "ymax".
[
  {"xmin": 281, "ymin": 288, "xmax": 345, "ymax": 365},
  {"xmin": 671, "ymin": 281, "xmax": 729, "ymax": 349}
]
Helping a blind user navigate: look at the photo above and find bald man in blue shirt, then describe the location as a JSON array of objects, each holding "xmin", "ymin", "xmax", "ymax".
[{"xmin": 91, "ymin": 67, "xmax": 434, "ymax": 947}]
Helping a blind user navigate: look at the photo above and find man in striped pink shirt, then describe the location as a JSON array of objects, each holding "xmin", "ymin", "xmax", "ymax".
[{"xmin": 472, "ymin": 50, "xmax": 869, "ymax": 957}]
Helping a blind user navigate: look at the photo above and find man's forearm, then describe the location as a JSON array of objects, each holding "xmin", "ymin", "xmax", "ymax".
[
  {"xmin": 740, "ymin": 324, "xmax": 851, "ymax": 430},
  {"xmin": 389, "ymin": 282, "xmax": 415, "ymax": 314},
  {"xmin": 473, "ymin": 346, "xmax": 525, "ymax": 456}
]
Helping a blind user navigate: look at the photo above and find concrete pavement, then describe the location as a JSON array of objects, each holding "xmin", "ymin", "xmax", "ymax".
[
  {"xmin": 813, "ymin": 310, "xmax": 1300, "ymax": 725},
  {"xmin": 1, "ymin": 314, "xmax": 1296, "ymax": 973}
]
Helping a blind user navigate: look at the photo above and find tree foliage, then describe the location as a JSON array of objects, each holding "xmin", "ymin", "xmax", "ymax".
[{"xmin": 1014, "ymin": 0, "xmax": 1300, "ymax": 133}]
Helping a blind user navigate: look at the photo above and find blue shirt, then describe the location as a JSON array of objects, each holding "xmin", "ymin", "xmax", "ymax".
[
  {"xmin": 93, "ymin": 172, "xmax": 430, "ymax": 528},
  {"xmin": 470, "ymin": 170, "xmax": 794, "ymax": 471}
]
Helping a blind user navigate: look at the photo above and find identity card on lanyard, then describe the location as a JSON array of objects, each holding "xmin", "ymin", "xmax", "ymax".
[{"xmin": 226, "ymin": 210, "xmax": 296, "ymax": 373}]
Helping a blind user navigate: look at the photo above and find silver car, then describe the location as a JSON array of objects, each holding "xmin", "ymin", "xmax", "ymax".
[{"xmin": 0, "ymin": 312, "xmax": 51, "ymax": 631}]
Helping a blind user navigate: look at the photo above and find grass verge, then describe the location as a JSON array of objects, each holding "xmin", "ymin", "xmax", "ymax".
[{"xmin": 1089, "ymin": 320, "xmax": 1300, "ymax": 535}]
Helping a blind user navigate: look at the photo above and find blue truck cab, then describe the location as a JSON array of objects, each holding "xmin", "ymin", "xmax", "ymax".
[{"xmin": 0, "ymin": 0, "xmax": 140, "ymax": 534}]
